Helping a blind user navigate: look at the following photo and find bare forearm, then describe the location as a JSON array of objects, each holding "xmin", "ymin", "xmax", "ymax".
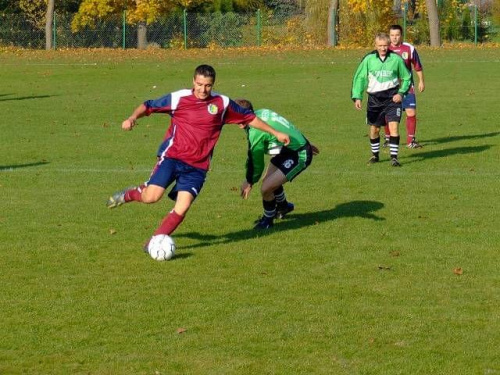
[
  {"xmin": 128, "ymin": 103, "xmax": 147, "ymax": 121},
  {"xmin": 248, "ymin": 117, "xmax": 290, "ymax": 145},
  {"xmin": 415, "ymin": 70, "xmax": 424, "ymax": 84},
  {"xmin": 122, "ymin": 104, "xmax": 147, "ymax": 130},
  {"xmin": 249, "ymin": 117, "xmax": 276, "ymax": 136}
]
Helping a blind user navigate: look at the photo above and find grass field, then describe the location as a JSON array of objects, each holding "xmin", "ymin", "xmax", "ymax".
[{"xmin": 1, "ymin": 46, "xmax": 499, "ymax": 374}]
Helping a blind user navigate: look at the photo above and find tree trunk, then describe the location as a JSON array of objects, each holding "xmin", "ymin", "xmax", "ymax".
[
  {"xmin": 45, "ymin": 0, "xmax": 55, "ymax": 50},
  {"xmin": 327, "ymin": 0, "xmax": 339, "ymax": 46},
  {"xmin": 426, "ymin": 0, "xmax": 441, "ymax": 46},
  {"xmin": 137, "ymin": 21, "xmax": 147, "ymax": 49}
]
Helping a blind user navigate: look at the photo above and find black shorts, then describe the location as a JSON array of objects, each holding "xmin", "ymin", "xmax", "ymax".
[
  {"xmin": 367, "ymin": 95, "xmax": 402, "ymax": 126},
  {"xmin": 270, "ymin": 143, "xmax": 313, "ymax": 182}
]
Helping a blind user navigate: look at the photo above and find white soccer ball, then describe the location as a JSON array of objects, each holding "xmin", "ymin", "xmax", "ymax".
[{"xmin": 147, "ymin": 234, "xmax": 175, "ymax": 261}]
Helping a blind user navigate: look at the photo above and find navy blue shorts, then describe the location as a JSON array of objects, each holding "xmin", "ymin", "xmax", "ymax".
[
  {"xmin": 402, "ymin": 92, "xmax": 417, "ymax": 110},
  {"xmin": 147, "ymin": 158, "xmax": 207, "ymax": 201}
]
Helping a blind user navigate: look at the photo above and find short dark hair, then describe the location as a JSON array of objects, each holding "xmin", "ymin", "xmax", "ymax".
[
  {"xmin": 194, "ymin": 64, "xmax": 216, "ymax": 81},
  {"xmin": 389, "ymin": 24, "xmax": 403, "ymax": 33},
  {"xmin": 234, "ymin": 99, "xmax": 254, "ymax": 112}
]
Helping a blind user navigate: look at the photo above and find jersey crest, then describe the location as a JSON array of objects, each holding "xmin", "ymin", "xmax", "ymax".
[{"xmin": 207, "ymin": 104, "xmax": 218, "ymax": 115}]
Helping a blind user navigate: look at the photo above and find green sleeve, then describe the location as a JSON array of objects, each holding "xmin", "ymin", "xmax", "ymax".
[
  {"xmin": 245, "ymin": 129, "xmax": 268, "ymax": 185},
  {"xmin": 351, "ymin": 56, "xmax": 368, "ymax": 101},
  {"xmin": 398, "ymin": 58, "xmax": 412, "ymax": 95}
]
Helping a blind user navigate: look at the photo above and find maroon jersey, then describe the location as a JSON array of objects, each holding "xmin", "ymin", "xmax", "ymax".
[
  {"xmin": 144, "ymin": 89, "xmax": 255, "ymax": 170},
  {"xmin": 388, "ymin": 42, "xmax": 423, "ymax": 74}
]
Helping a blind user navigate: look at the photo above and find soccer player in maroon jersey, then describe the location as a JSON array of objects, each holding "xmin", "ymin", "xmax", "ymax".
[
  {"xmin": 383, "ymin": 24, "xmax": 425, "ymax": 148},
  {"xmin": 106, "ymin": 64, "xmax": 290, "ymax": 249}
]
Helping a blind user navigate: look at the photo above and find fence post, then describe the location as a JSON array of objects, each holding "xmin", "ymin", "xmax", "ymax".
[
  {"xmin": 52, "ymin": 12, "xmax": 56, "ymax": 49},
  {"xmin": 474, "ymin": 4, "xmax": 478, "ymax": 46},
  {"xmin": 330, "ymin": 8, "xmax": 337, "ymax": 47},
  {"xmin": 256, "ymin": 9, "xmax": 261, "ymax": 47},
  {"xmin": 183, "ymin": 9, "xmax": 187, "ymax": 49},
  {"xmin": 403, "ymin": 1, "xmax": 407, "ymax": 40},
  {"xmin": 122, "ymin": 10, "xmax": 126, "ymax": 49}
]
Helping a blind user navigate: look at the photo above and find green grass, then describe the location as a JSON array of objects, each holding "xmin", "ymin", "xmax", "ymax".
[{"xmin": 1, "ymin": 47, "xmax": 499, "ymax": 374}]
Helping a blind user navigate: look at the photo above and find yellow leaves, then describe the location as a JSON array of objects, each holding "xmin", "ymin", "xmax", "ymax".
[
  {"xmin": 19, "ymin": 0, "xmax": 47, "ymax": 29},
  {"xmin": 347, "ymin": 0, "xmax": 393, "ymax": 14},
  {"xmin": 72, "ymin": 0, "xmax": 179, "ymax": 31},
  {"xmin": 177, "ymin": 0, "xmax": 194, "ymax": 8},
  {"xmin": 340, "ymin": 0, "xmax": 394, "ymax": 46},
  {"xmin": 72, "ymin": 0, "xmax": 119, "ymax": 31},
  {"xmin": 129, "ymin": 0, "xmax": 162, "ymax": 25}
]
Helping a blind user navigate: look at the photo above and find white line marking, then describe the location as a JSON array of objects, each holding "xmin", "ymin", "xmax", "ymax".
[{"xmin": 1, "ymin": 167, "xmax": 498, "ymax": 178}]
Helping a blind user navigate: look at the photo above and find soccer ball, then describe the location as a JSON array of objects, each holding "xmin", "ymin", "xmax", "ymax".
[{"xmin": 147, "ymin": 234, "xmax": 176, "ymax": 261}]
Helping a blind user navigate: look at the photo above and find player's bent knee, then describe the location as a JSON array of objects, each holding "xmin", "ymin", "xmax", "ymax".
[
  {"xmin": 141, "ymin": 189, "xmax": 164, "ymax": 204},
  {"xmin": 142, "ymin": 196, "xmax": 160, "ymax": 204}
]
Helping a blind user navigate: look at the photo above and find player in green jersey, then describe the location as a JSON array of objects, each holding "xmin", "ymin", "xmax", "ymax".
[
  {"xmin": 235, "ymin": 99, "xmax": 319, "ymax": 230},
  {"xmin": 351, "ymin": 32, "xmax": 412, "ymax": 167}
]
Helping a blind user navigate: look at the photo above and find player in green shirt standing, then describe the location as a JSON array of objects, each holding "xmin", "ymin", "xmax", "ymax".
[
  {"xmin": 351, "ymin": 32, "xmax": 412, "ymax": 166},
  {"xmin": 235, "ymin": 99, "xmax": 319, "ymax": 230}
]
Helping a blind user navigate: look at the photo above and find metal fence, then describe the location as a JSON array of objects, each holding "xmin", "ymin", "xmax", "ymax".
[
  {"xmin": 0, "ymin": 10, "xmax": 309, "ymax": 49},
  {"xmin": 0, "ymin": 10, "xmax": 495, "ymax": 49}
]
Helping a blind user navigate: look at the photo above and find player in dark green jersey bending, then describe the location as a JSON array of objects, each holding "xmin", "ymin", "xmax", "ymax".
[
  {"xmin": 235, "ymin": 99, "xmax": 319, "ymax": 230},
  {"xmin": 351, "ymin": 32, "xmax": 412, "ymax": 167}
]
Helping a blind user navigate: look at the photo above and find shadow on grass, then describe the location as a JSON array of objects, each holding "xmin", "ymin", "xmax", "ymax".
[
  {"xmin": 404, "ymin": 145, "xmax": 491, "ymax": 164},
  {"xmin": 0, "ymin": 94, "xmax": 53, "ymax": 102},
  {"xmin": 178, "ymin": 200, "xmax": 385, "ymax": 250},
  {"xmin": 0, "ymin": 161, "xmax": 49, "ymax": 171},
  {"xmin": 423, "ymin": 131, "xmax": 500, "ymax": 145}
]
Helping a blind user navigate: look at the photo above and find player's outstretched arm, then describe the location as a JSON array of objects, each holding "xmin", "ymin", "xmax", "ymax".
[
  {"xmin": 248, "ymin": 117, "xmax": 290, "ymax": 146},
  {"xmin": 122, "ymin": 104, "xmax": 147, "ymax": 131}
]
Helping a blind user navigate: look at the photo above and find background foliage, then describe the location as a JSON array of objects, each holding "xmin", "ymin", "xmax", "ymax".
[{"xmin": 0, "ymin": 0, "xmax": 498, "ymax": 48}]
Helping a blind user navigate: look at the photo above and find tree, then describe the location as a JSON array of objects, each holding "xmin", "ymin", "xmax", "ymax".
[
  {"xmin": 327, "ymin": 0, "xmax": 339, "ymax": 46},
  {"xmin": 426, "ymin": 0, "xmax": 441, "ymax": 46},
  {"xmin": 18, "ymin": 0, "xmax": 46, "ymax": 28},
  {"xmin": 491, "ymin": 0, "xmax": 500, "ymax": 25},
  {"xmin": 46, "ymin": 0, "xmax": 55, "ymax": 50},
  {"xmin": 72, "ymin": 0, "xmax": 208, "ymax": 49}
]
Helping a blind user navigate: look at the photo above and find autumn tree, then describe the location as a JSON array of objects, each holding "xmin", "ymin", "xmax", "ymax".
[
  {"xmin": 18, "ymin": 0, "xmax": 46, "ymax": 29},
  {"xmin": 490, "ymin": 0, "xmax": 500, "ymax": 25},
  {"xmin": 46, "ymin": 0, "xmax": 55, "ymax": 49},
  {"xmin": 327, "ymin": 0, "xmax": 339, "ymax": 46},
  {"xmin": 72, "ymin": 0, "xmax": 208, "ymax": 49},
  {"xmin": 14, "ymin": 0, "xmax": 79, "ymax": 49},
  {"xmin": 426, "ymin": 0, "xmax": 441, "ymax": 46}
]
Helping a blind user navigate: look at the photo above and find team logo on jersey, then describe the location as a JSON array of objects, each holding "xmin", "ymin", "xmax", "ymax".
[
  {"xmin": 207, "ymin": 104, "xmax": 218, "ymax": 115},
  {"xmin": 402, "ymin": 51, "xmax": 409, "ymax": 60}
]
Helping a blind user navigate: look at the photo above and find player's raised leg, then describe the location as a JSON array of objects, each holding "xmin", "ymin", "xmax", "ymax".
[{"xmin": 107, "ymin": 185, "xmax": 142, "ymax": 208}]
